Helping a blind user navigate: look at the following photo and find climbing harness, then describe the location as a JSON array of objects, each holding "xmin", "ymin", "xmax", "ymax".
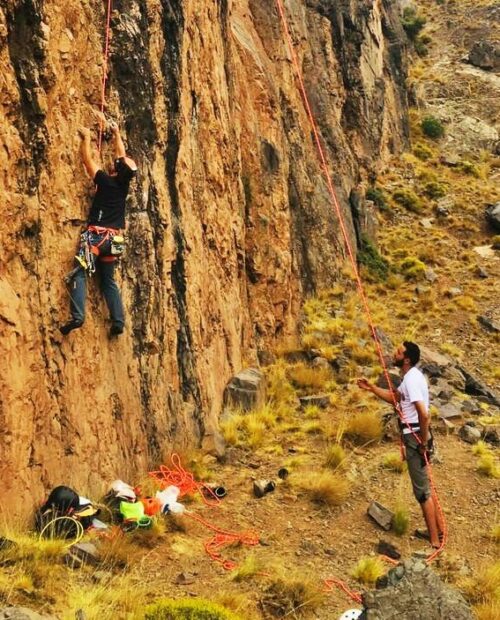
[{"xmin": 273, "ymin": 0, "xmax": 448, "ymax": 601}]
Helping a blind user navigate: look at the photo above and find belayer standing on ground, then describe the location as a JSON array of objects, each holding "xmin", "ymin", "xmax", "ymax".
[
  {"xmin": 357, "ymin": 341, "xmax": 444, "ymax": 549},
  {"xmin": 60, "ymin": 122, "xmax": 137, "ymax": 337}
]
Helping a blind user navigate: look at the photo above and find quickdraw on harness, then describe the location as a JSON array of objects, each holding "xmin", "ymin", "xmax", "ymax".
[{"xmin": 65, "ymin": 226, "xmax": 125, "ymax": 282}]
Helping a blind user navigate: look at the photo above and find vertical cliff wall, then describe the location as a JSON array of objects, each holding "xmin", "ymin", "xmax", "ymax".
[{"xmin": 0, "ymin": 0, "xmax": 408, "ymax": 513}]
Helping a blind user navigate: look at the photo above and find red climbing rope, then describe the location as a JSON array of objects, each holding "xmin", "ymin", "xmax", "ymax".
[
  {"xmin": 97, "ymin": 0, "xmax": 114, "ymax": 153},
  {"xmin": 149, "ymin": 453, "xmax": 221, "ymax": 506},
  {"xmin": 149, "ymin": 455, "xmax": 260, "ymax": 570},
  {"xmin": 324, "ymin": 577, "xmax": 363, "ymax": 605},
  {"xmin": 186, "ymin": 512, "xmax": 260, "ymax": 571},
  {"xmin": 273, "ymin": 0, "xmax": 447, "ymax": 592}
]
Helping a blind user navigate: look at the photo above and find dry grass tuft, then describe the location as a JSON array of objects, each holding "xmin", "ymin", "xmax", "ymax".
[
  {"xmin": 230, "ymin": 553, "xmax": 264, "ymax": 582},
  {"xmin": 344, "ymin": 411, "xmax": 383, "ymax": 445},
  {"xmin": 324, "ymin": 444, "xmax": 347, "ymax": 470},
  {"xmin": 392, "ymin": 506, "xmax": 410, "ymax": 536},
  {"xmin": 351, "ymin": 556, "xmax": 385, "ymax": 584},
  {"xmin": 461, "ymin": 561, "xmax": 500, "ymax": 607},
  {"xmin": 474, "ymin": 601, "xmax": 500, "ymax": 620},
  {"xmin": 287, "ymin": 364, "xmax": 332, "ymax": 391},
  {"xmin": 382, "ymin": 452, "xmax": 407, "ymax": 473},
  {"xmin": 261, "ymin": 569, "xmax": 325, "ymax": 618},
  {"xmin": 295, "ymin": 471, "xmax": 350, "ymax": 506},
  {"xmin": 489, "ymin": 524, "xmax": 500, "ymax": 544},
  {"xmin": 477, "ymin": 454, "xmax": 500, "ymax": 478}
]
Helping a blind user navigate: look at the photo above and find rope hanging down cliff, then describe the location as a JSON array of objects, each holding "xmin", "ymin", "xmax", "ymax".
[
  {"xmin": 97, "ymin": 0, "xmax": 114, "ymax": 153},
  {"xmin": 273, "ymin": 0, "xmax": 447, "ymax": 594}
]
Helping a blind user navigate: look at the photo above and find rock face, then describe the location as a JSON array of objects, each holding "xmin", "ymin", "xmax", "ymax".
[
  {"xmin": 0, "ymin": 0, "xmax": 409, "ymax": 515},
  {"xmin": 364, "ymin": 557, "xmax": 473, "ymax": 619}
]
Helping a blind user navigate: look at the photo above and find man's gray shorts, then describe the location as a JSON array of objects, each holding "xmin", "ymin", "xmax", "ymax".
[{"xmin": 403, "ymin": 434, "xmax": 431, "ymax": 503}]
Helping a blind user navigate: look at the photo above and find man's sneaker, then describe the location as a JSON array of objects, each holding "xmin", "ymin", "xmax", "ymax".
[
  {"xmin": 109, "ymin": 323, "xmax": 124, "ymax": 337},
  {"xmin": 60, "ymin": 320, "xmax": 83, "ymax": 336}
]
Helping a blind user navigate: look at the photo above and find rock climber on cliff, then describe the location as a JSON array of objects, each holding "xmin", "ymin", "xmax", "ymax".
[
  {"xmin": 357, "ymin": 342, "xmax": 444, "ymax": 549},
  {"xmin": 60, "ymin": 122, "xmax": 137, "ymax": 337}
]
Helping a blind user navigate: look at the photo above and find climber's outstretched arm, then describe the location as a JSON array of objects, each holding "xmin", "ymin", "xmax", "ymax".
[
  {"xmin": 110, "ymin": 122, "xmax": 126, "ymax": 159},
  {"xmin": 78, "ymin": 128, "xmax": 99, "ymax": 179}
]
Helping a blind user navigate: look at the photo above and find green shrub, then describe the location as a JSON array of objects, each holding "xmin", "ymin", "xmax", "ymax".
[
  {"xmin": 399, "ymin": 256, "xmax": 426, "ymax": 280},
  {"xmin": 358, "ymin": 236, "xmax": 390, "ymax": 281},
  {"xmin": 402, "ymin": 8, "xmax": 426, "ymax": 40},
  {"xmin": 145, "ymin": 598, "xmax": 242, "ymax": 620},
  {"xmin": 423, "ymin": 181, "xmax": 447, "ymax": 199},
  {"xmin": 413, "ymin": 142, "xmax": 434, "ymax": 161},
  {"xmin": 392, "ymin": 189, "xmax": 423, "ymax": 213},
  {"xmin": 459, "ymin": 160, "xmax": 481, "ymax": 178},
  {"xmin": 366, "ymin": 186, "xmax": 389, "ymax": 210},
  {"xmin": 421, "ymin": 116, "xmax": 445, "ymax": 139}
]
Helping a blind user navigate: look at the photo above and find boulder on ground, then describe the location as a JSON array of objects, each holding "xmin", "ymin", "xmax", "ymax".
[
  {"xmin": 458, "ymin": 424, "xmax": 482, "ymax": 444},
  {"xmin": 363, "ymin": 556, "xmax": 473, "ymax": 619},
  {"xmin": 299, "ymin": 394, "xmax": 330, "ymax": 409},
  {"xmin": 468, "ymin": 41, "xmax": 500, "ymax": 71},
  {"xmin": 485, "ymin": 203, "xmax": 500, "ymax": 232},
  {"xmin": 367, "ymin": 501, "xmax": 394, "ymax": 531},
  {"xmin": 223, "ymin": 368, "xmax": 266, "ymax": 411}
]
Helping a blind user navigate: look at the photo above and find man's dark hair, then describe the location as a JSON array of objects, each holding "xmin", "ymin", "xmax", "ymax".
[
  {"xmin": 403, "ymin": 341, "xmax": 420, "ymax": 366},
  {"xmin": 114, "ymin": 158, "xmax": 136, "ymax": 184}
]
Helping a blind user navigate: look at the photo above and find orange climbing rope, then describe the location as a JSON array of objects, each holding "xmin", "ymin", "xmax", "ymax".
[
  {"xmin": 186, "ymin": 512, "xmax": 260, "ymax": 571},
  {"xmin": 273, "ymin": 0, "xmax": 447, "ymax": 600},
  {"xmin": 97, "ymin": 0, "xmax": 114, "ymax": 153},
  {"xmin": 149, "ymin": 455, "xmax": 260, "ymax": 570},
  {"xmin": 149, "ymin": 453, "xmax": 221, "ymax": 506}
]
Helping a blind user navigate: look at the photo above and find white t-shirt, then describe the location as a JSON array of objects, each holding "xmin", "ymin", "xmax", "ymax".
[{"xmin": 397, "ymin": 366, "xmax": 429, "ymax": 434}]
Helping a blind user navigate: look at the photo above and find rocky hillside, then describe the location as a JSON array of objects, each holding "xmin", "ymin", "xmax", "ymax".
[{"xmin": 0, "ymin": 0, "xmax": 410, "ymax": 515}]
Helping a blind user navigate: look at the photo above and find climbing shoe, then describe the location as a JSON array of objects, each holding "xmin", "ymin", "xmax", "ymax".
[
  {"xmin": 109, "ymin": 323, "xmax": 124, "ymax": 337},
  {"xmin": 60, "ymin": 320, "xmax": 83, "ymax": 336}
]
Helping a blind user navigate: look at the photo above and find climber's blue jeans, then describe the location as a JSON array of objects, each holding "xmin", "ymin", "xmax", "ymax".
[{"xmin": 69, "ymin": 259, "xmax": 125, "ymax": 329}]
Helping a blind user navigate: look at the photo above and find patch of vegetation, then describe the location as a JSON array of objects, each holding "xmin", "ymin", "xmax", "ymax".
[
  {"xmin": 461, "ymin": 561, "xmax": 500, "ymax": 610},
  {"xmin": 392, "ymin": 188, "xmax": 423, "ymax": 213},
  {"xmin": 382, "ymin": 452, "xmax": 407, "ymax": 473},
  {"xmin": 423, "ymin": 181, "xmax": 447, "ymax": 199},
  {"xmin": 421, "ymin": 116, "xmax": 445, "ymax": 139},
  {"xmin": 358, "ymin": 235, "xmax": 390, "ymax": 281},
  {"xmin": 351, "ymin": 556, "xmax": 385, "ymax": 584},
  {"xmin": 230, "ymin": 553, "xmax": 263, "ymax": 582},
  {"xmin": 344, "ymin": 411, "xmax": 383, "ymax": 445},
  {"xmin": 490, "ymin": 524, "xmax": 500, "ymax": 544},
  {"xmin": 399, "ymin": 256, "xmax": 427, "ymax": 280},
  {"xmin": 392, "ymin": 507, "xmax": 410, "ymax": 535},
  {"xmin": 145, "ymin": 598, "xmax": 242, "ymax": 619},
  {"xmin": 325, "ymin": 444, "xmax": 347, "ymax": 470},
  {"xmin": 413, "ymin": 142, "xmax": 434, "ymax": 161},
  {"xmin": 401, "ymin": 7, "xmax": 426, "ymax": 41},
  {"xmin": 261, "ymin": 571, "xmax": 325, "ymax": 618},
  {"xmin": 366, "ymin": 186, "xmax": 389, "ymax": 210},
  {"xmin": 287, "ymin": 363, "xmax": 332, "ymax": 391},
  {"xmin": 296, "ymin": 471, "xmax": 350, "ymax": 506},
  {"xmin": 477, "ymin": 454, "xmax": 500, "ymax": 478},
  {"xmin": 459, "ymin": 160, "xmax": 481, "ymax": 178}
]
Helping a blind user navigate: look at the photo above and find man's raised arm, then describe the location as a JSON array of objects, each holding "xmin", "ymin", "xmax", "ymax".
[
  {"xmin": 110, "ymin": 121, "xmax": 126, "ymax": 158},
  {"xmin": 357, "ymin": 377, "xmax": 401, "ymax": 405},
  {"xmin": 78, "ymin": 127, "xmax": 99, "ymax": 179}
]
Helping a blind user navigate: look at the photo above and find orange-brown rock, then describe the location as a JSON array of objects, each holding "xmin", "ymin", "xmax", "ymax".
[{"xmin": 0, "ymin": 0, "xmax": 409, "ymax": 515}]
